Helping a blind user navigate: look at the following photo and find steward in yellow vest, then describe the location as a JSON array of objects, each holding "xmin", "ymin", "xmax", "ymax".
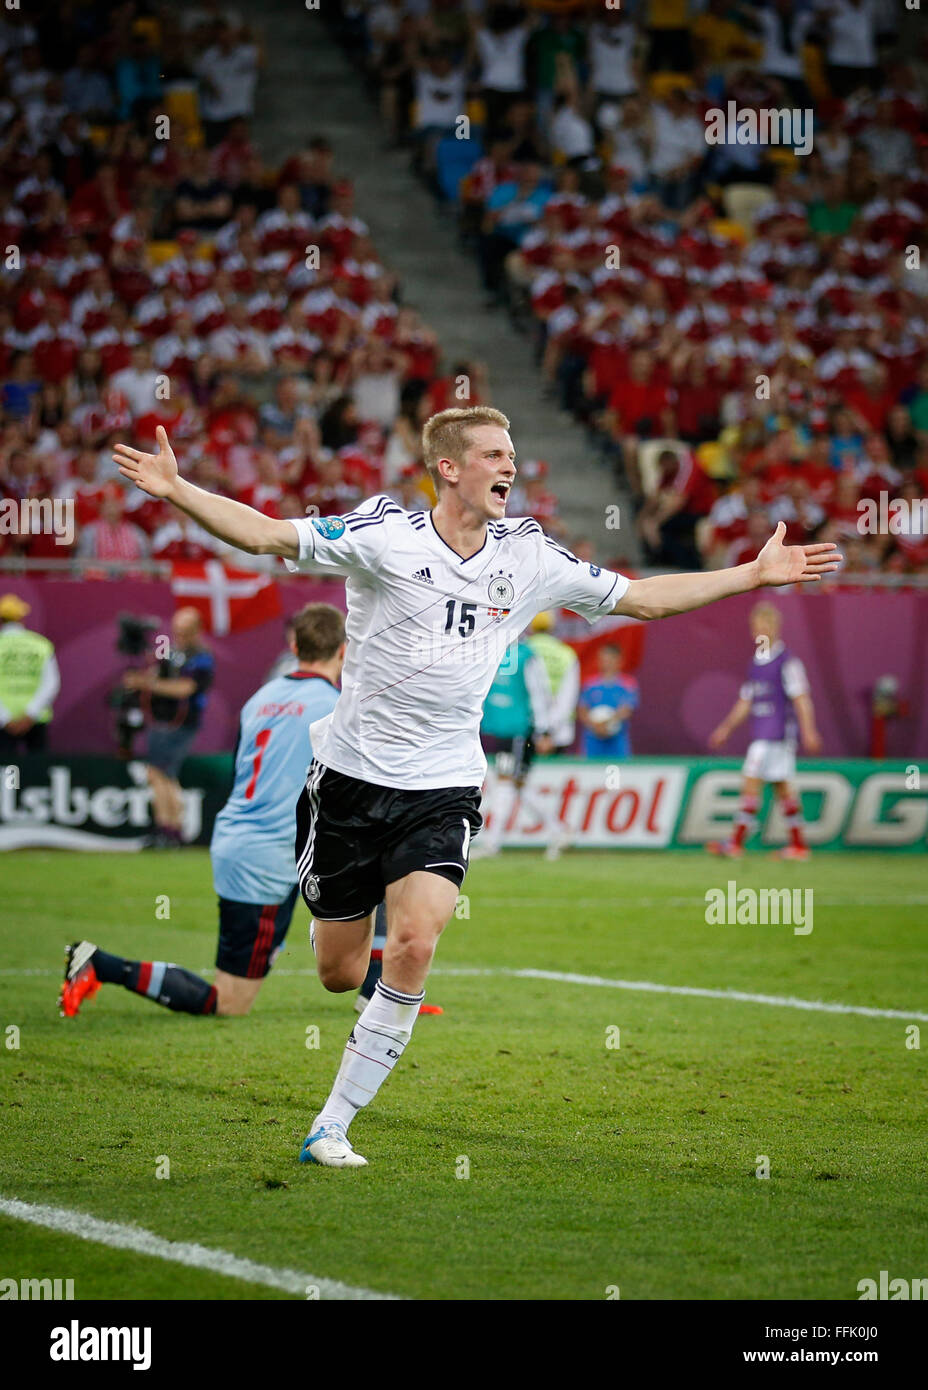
[
  {"xmin": 0, "ymin": 593, "xmax": 60, "ymax": 755},
  {"xmin": 528, "ymin": 610, "xmax": 581, "ymax": 752}
]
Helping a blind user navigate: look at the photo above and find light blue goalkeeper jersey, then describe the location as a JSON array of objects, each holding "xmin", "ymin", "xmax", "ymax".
[{"xmin": 211, "ymin": 671, "xmax": 339, "ymax": 904}]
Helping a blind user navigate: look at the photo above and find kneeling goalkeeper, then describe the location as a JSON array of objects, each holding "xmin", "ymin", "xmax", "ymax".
[{"xmin": 59, "ymin": 604, "xmax": 345, "ymax": 1019}]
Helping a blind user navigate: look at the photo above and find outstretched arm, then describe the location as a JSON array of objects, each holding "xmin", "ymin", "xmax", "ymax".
[
  {"xmin": 114, "ymin": 427, "xmax": 299, "ymax": 560},
  {"xmin": 613, "ymin": 523, "xmax": 841, "ymax": 621}
]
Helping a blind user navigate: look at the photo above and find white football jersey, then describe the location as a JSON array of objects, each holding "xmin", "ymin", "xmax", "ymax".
[{"xmin": 285, "ymin": 495, "xmax": 629, "ymax": 790}]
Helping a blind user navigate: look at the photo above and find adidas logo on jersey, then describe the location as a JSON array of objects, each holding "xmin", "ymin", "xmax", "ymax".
[{"xmin": 412, "ymin": 567, "xmax": 434, "ymax": 584}]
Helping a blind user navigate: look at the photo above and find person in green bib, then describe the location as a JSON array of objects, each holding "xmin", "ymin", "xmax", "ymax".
[
  {"xmin": 0, "ymin": 594, "xmax": 60, "ymax": 758},
  {"xmin": 475, "ymin": 631, "xmax": 561, "ymax": 859}
]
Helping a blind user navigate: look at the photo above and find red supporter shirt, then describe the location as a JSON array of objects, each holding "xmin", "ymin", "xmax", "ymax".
[
  {"xmin": 763, "ymin": 460, "xmax": 834, "ymax": 506},
  {"xmin": 608, "ymin": 377, "xmax": 670, "ymax": 432},
  {"xmin": 845, "ymin": 388, "xmax": 897, "ymax": 432}
]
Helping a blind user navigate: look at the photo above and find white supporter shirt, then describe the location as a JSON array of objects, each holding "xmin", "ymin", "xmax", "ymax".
[
  {"xmin": 285, "ymin": 497, "xmax": 628, "ymax": 790},
  {"xmin": 757, "ymin": 9, "xmax": 813, "ymax": 80},
  {"xmin": 823, "ymin": 0, "xmax": 877, "ymax": 68},
  {"xmin": 413, "ymin": 67, "xmax": 466, "ymax": 129},
  {"xmin": 589, "ymin": 23, "xmax": 637, "ymax": 98},
  {"xmin": 196, "ymin": 43, "xmax": 260, "ymax": 121},
  {"xmin": 476, "ymin": 25, "xmax": 529, "ymax": 91}
]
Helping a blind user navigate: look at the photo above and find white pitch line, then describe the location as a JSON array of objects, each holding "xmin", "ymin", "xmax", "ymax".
[
  {"xmin": 274, "ymin": 965, "xmax": 928, "ymax": 1022},
  {"xmin": 476, "ymin": 895, "xmax": 928, "ymax": 909},
  {"xmin": 4, "ymin": 965, "xmax": 925, "ymax": 1022},
  {"xmin": 426, "ymin": 967, "xmax": 928, "ymax": 1022},
  {"xmin": 0, "ymin": 1197, "xmax": 399, "ymax": 1301}
]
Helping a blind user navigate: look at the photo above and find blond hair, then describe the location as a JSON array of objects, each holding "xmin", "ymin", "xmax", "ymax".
[
  {"xmin": 421, "ymin": 406, "xmax": 510, "ymax": 491},
  {"xmin": 750, "ymin": 601, "xmax": 782, "ymax": 631}
]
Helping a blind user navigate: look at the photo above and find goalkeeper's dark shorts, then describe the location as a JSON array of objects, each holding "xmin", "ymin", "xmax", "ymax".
[
  {"xmin": 294, "ymin": 760, "xmax": 482, "ymax": 922},
  {"xmin": 215, "ymin": 886, "xmax": 299, "ymax": 978},
  {"xmin": 481, "ymin": 731, "xmax": 535, "ymax": 783}
]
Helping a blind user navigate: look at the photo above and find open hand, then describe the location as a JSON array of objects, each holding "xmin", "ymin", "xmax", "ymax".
[
  {"xmin": 113, "ymin": 426, "xmax": 179, "ymax": 500},
  {"xmin": 754, "ymin": 522, "xmax": 842, "ymax": 587}
]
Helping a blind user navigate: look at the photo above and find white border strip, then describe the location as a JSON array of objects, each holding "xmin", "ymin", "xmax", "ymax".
[{"xmin": 0, "ymin": 1197, "xmax": 399, "ymax": 1301}]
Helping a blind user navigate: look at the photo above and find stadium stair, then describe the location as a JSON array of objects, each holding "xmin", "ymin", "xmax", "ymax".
[{"xmin": 234, "ymin": 0, "xmax": 639, "ymax": 552}]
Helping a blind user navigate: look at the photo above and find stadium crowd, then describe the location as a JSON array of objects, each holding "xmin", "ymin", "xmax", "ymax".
[
  {"xmin": 0, "ymin": 1, "xmax": 573, "ymax": 577},
  {"xmin": 337, "ymin": 0, "xmax": 928, "ymax": 577}
]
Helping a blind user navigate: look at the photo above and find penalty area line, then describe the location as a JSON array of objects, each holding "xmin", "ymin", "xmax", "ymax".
[{"xmin": 0, "ymin": 1197, "xmax": 400, "ymax": 1301}]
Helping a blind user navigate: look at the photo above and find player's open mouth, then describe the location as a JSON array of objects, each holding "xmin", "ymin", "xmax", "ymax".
[{"xmin": 490, "ymin": 481, "xmax": 512, "ymax": 502}]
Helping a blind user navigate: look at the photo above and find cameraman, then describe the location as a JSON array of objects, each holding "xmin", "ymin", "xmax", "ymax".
[{"xmin": 124, "ymin": 606, "xmax": 214, "ymax": 847}]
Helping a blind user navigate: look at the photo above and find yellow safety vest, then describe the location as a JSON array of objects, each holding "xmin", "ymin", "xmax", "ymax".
[
  {"xmin": 528, "ymin": 632, "xmax": 577, "ymax": 696},
  {"xmin": 0, "ymin": 626, "xmax": 55, "ymax": 722}
]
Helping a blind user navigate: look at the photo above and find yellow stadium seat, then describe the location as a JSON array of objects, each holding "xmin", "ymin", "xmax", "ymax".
[
  {"xmin": 696, "ymin": 441, "xmax": 733, "ymax": 479},
  {"xmin": 466, "ymin": 97, "xmax": 487, "ymax": 128},
  {"xmin": 147, "ymin": 240, "xmax": 179, "ymax": 266},
  {"xmin": 802, "ymin": 43, "xmax": 829, "ymax": 103},
  {"xmin": 767, "ymin": 147, "xmax": 798, "ymax": 171},
  {"xmin": 648, "ymin": 72, "xmax": 693, "ymax": 100},
  {"xmin": 708, "ymin": 217, "xmax": 747, "ymax": 245},
  {"xmin": 164, "ymin": 85, "xmax": 201, "ymax": 134},
  {"xmin": 132, "ymin": 17, "xmax": 162, "ymax": 47}
]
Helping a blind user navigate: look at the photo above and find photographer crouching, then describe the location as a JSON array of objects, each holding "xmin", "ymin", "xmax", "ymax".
[{"xmin": 123, "ymin": 607, "xmax": 215, "ymax": 848}]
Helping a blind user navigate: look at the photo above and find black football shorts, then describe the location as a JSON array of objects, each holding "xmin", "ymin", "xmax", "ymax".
[
  {"xmin": 294, "ymin": 761, "xmax": 482, "ymax": 921},
  {"xmin": 481, "ymin": 732, "xmax": 535, "ymax": 782}
]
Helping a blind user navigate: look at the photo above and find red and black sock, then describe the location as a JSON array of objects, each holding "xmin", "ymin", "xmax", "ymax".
[
  {"xmin": 91, "ymin": 949, "xmax": 217, "ymax": 1014},
  {"xmin": 731, "ymin": 796, "xmax": 759, "ymax": 849},
  {"xmin": 781, "ymin": 797, "xmax": 807, "ymax": 850}
]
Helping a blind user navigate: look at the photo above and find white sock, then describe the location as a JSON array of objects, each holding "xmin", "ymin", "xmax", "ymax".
[
  {"xmin": 484, "ymin": 778, "xmax": 518, "ymax": 852},
  {"xmin": 314, "ymin": 978, "xmax": 424, "ymax": 1132}
]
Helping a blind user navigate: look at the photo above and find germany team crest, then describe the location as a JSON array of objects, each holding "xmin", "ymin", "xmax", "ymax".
[{"xmin": 488, "ymin": 571, "xmax": 515, "ymax": 606}]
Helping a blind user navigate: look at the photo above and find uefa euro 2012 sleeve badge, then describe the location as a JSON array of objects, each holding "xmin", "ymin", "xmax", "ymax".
[
  {"xmin": 311, "ymin": 516, "xmax": 347, "ymax": 539},
  {"xmin": 488, "ymin": 571, "xmax": 515, "ymax": 606}
]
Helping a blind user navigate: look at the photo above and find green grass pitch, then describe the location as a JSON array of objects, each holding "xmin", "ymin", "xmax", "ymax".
[{"xmin": 1, "ymin": 849, "xmax": 926, "ymax": 1300}]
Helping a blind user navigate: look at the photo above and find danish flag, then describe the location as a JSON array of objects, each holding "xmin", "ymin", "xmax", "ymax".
[{"xmin": 169, "ymin": 560, "xmax": 282, "ymax": 635}]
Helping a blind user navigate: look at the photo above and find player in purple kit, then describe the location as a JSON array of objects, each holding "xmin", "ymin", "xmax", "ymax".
[{"xmin": 707, "ymin": 602, "xmax": 822, "ymax": 861}]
